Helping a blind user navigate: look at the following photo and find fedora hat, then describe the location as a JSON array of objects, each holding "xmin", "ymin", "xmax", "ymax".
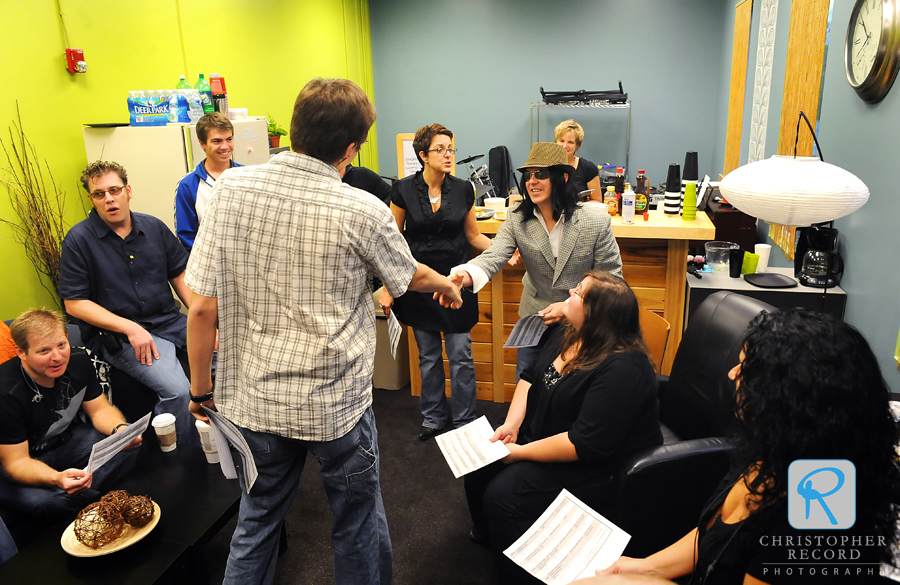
[{"xmin": 517, "ymin": 142, "xmax": 575, "ymax": 175}]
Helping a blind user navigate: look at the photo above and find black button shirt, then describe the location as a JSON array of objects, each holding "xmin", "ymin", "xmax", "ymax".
[{"xmin": 59, "ymin": 210, "xmax": 189, "ymax": 349}]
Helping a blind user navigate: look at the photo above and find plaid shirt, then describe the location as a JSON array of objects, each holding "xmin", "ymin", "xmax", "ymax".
[{"xmin": 186, "ymin": 152, "xmax": 417, "ymax": 441}]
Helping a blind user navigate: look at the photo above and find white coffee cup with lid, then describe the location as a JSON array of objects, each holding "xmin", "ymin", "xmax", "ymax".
[
  {"xmin": 151, "ymin": 413, "xmax": 177, "ymax": 452},
  {"xmin": 195, "ymin": 420, "xmax": 219, "ymax": 463}
]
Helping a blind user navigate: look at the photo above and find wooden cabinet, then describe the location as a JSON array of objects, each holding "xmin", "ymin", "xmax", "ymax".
[{"xmin": 704, "ymin": 200, "xmax": 757, "ymax": 250}]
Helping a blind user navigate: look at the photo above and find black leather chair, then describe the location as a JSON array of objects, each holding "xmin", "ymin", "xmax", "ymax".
[{"xmin": 612, "ymin": 291, "xmax": 776, "ymax": 557}]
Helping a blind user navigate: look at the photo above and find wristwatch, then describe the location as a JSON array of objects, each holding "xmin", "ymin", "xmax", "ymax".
[{"xmin": 190, "ymin": 392, "xmax": 215, "ymax": 404}]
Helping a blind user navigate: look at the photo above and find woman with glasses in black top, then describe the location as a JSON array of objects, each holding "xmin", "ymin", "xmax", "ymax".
[{"xmin": 380, "ymin": 123, "xmax": 491, "ymax": 440}]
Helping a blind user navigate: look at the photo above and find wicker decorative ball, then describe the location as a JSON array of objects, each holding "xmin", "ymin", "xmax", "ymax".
[
  {"xmin": 100, "ymin": 490, "xmax": 131, "ymax": 511},
  {"xmin": 74, "ymin": 501, "xmax": 125, "ymax": 549},
  {"xmin": 121, "ymin": 495, "xmax": 155, "ymax": 527}
]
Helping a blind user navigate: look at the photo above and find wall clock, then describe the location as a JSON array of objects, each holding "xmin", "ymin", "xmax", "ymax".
[{"xmin": 845, "ymin": 0, "xmax": 900, "ymax": 103}]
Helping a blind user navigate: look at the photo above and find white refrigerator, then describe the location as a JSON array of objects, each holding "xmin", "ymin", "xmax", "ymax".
[{"xmin": 83, "ymin": 118, "xmax": 270, "ymax": 232}]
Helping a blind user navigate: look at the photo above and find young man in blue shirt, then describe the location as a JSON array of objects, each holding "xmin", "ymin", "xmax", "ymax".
[{"xmin": 174, "ymin": 112, "xmax": 243, "ymax": 252}]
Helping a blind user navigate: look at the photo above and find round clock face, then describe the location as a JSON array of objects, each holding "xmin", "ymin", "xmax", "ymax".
[{"xmin": 849, "ymin": 0, "xmax": 884, "ymax": 85}]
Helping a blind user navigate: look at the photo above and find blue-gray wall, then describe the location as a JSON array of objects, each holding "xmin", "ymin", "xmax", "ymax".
[
  {"xmin": 370, "ymin": 0, "xmax": 729, "ymax": 187},
  {"xmin": 791, "ymin": 0, "xmax": 899, "ymax": 384},
  {"xmin": 728, "ymin": 0, "xmax": 900, "ymax": 385},
  {"xmin": 370, "ymin": 0, "xmax": 900, "ymax": 387}
]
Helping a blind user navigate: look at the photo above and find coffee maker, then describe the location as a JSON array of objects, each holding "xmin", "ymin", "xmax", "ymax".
[{"xmin": 794, "ymin": 225, "xmax": 844, "ymax": 288}]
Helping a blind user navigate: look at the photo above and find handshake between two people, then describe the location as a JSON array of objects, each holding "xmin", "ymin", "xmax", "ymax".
[
  {"xmin": 432, "ymin": 270, "xmax": 565, "ymax": 325},
  {"xmin": 432, "ymin": 270, "xmax": 472, "ymax": 309},
  {"xmin": 380, "ymin": 267, "xmax": 467, "ymax": 317}
]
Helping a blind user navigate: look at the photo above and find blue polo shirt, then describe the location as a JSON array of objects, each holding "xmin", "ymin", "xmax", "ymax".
[{"xmin": 59, "ymin": 209, "xmax": 189, "ymax": 350}]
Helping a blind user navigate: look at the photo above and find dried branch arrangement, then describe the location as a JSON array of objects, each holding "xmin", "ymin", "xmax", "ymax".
[{"xmin": 0, "ymin": 106, "xmax": 70, "ymax": 309}]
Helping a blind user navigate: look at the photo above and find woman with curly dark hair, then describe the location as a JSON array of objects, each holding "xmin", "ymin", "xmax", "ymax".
[{"xmin": 601, "ymin": 308, "xmax": 900, "ymax": 584}]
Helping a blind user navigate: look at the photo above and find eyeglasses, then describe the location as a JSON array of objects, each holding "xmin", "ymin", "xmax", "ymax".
[
  {"xmin": 571, "ymin": 282, "xmax": 585, "ymax": 299},
  {"xmin": 88, "ymin": 185, "xmax": 127, "ymax": 200},
  {"xmin": 522, "ymin": 169, "xmax": 551, "ymax": 182},
  {"xmin": 427, "ymin": 146, "xmax": 458, "ymax": 156}
]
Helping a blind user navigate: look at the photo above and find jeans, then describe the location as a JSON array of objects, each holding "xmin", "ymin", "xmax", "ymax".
[
  {"xmin": 0, "ymin": 425, "xmax": 138, "ymax": 520},
  {"xmin": 413, "ymin": 329, "xmax": 477, "ymax": 429},
  {"xmin": 223, "ymin": 407, "xmax": 391, "ymax": 585},
  {"xmin": 0, "ymin": 516, "xmax": 16, "ymax": 565},
  {"xmin": 100, "ymin": 333, "xmax": 197, "ymax": 447}
]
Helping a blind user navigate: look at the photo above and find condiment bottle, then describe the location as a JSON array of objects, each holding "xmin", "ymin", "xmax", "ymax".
[
  {"xmin": 603, "ymin": 185, "xmax": 617, "ymax": 216},
  {"xmin": 614, "ymin": 166, "xmax": 625, "ymax": 194},
  {"xmin": 622, "ymin": 182, "xmax": 635, "ymax": 224}
]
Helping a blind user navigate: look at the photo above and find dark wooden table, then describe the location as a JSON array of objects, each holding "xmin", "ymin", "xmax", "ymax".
[{"xmin": 0, "ymin": 438, "xmax": 241, "ymax": 584}]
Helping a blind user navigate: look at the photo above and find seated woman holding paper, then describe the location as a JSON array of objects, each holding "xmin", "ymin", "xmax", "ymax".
[
  {"xmin": 451, "ymin": 142, "xmax": 621, "ymax": 380},
  {"xmin": 600, "ymin": 309, "xmax": 900, "ymax": 585},
  {"xmin": 464, "ymin": 271, "xmax": 662, "ymax": 585}
]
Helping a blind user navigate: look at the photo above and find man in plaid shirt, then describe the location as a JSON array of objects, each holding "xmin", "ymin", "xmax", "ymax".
[{"xmin": 185, "ymin": 78, "xmax": 462, "ymax": 585}]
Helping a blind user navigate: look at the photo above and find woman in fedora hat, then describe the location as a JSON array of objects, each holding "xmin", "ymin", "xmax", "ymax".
[
  {"xmin": 451, "ymin": 142, "xmax": 622, "ymax": 379},
  {"xmin": 380, "ymin": 123, "xmax": 491, "ymax": 440}
]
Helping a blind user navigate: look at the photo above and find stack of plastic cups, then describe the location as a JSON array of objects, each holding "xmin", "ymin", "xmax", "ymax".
[
  {"xmin": 663, "ymin": 164, "xmax": 681, "ymax": 214},
  {"xmin": 682, "ymin": 181, "xmax": 697, "ymax": 221},
  {"xmin": 681, "ymin": 152, "xmax": 698, "ymax": 216}
]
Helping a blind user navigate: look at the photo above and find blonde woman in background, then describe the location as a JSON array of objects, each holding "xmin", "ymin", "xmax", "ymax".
[{"xmin": 555, "ymin": 119, "xmax": 602, "ymax": 200}]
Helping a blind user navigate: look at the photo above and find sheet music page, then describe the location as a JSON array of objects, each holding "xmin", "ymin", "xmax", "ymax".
[
  {"xmin": 434, "ymin": 416, "xmax": 510, "ymax": 478},
  {"xmin": 504, "ymin": 489, "xmax": 631, "ymax": 585},
  {"xmin": 504, "ymin": 314, "xmax": 548, "ymax": 349},
  {"xmin": 387, "ymin": 311, "xmax": 402, "ymax": 359},
  {"xmin": 85, "ymin": 413, "xmax": 151, "ymax": 474},
  {"xmin": 203, "ymin": 407, "xmax": 258, "ymax": 492}
]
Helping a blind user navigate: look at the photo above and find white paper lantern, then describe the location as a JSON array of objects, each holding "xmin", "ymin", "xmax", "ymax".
[{"xmin": 718, "ymin": 156, "xmax": 869, "ymax": 227}]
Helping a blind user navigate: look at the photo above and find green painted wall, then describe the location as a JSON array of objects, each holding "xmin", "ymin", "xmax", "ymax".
[{"xmin": 0, "ymin": 0, "xmax": 376, "ymax": 318}]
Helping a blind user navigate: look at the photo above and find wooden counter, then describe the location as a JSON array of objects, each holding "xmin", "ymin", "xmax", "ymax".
[{"xmin": 407, "ymin": 206, "xmax": 715, "ymax": 403}]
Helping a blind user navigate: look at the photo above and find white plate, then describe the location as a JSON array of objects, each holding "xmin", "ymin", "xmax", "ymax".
[
  {"xmin": 494, "ymin": 210, "xmax": 507, "ymax": 221},
  {"xmin": 61, "ymin": 502, "xmax": 161, "ymax": 557}
]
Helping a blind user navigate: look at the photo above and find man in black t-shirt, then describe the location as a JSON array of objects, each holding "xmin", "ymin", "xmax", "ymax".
[{"xmin": 0, "ymin": 310, "xmax": 140, "ymax": 520}]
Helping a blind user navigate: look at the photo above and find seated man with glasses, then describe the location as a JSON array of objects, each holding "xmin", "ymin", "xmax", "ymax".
[{"xmin": 58, "ymin": 160, "xmax": 197, "ymax": 447}]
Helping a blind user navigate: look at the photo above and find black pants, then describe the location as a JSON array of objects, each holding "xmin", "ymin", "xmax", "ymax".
[{"xmin": 465, "ymin": 459, "xmax": 616, "ymax": 584}]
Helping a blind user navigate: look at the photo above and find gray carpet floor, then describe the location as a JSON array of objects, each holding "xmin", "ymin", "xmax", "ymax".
[{"xmin": 204, "ymin": 387, "xmax": 510, "ymax": 584}]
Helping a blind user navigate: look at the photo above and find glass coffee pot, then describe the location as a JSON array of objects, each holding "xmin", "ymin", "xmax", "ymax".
[{"xmin": 798, "ymin": 226, "xmax": 843, "ymax": 288}]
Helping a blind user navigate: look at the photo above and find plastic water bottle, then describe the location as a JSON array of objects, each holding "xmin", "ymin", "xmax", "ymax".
[
  {"xmin": 622, "ymin": 182, "xmax": 636, "ymax": 224},
  {"xmin": 176, "ymin": 75, "xmax": 191, "ymax": 90},
  {"xmin": 167, "ymin": 90, "xmax": 190, "ymax": 124},
  {"xmin": 187, "ymin": 90, "xmax": 204, "ymax": 122},
  {"xmin": 194, "ymin": 74, "xmax": 214, "ymax": 114}
]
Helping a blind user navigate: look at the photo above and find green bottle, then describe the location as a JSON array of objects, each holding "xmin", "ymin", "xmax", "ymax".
[
  {"xmin": 176, "ymin": 75, "xmax": 191, "ymax": 90},
  {"xmin": 194, "ymin": 74, "xmax": 214, "ymax": 114}
]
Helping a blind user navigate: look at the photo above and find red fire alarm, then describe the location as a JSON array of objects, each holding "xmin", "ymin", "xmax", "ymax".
[{"xmin": 65, "ymin": 48, "xmax": 87, "ymax": 73}]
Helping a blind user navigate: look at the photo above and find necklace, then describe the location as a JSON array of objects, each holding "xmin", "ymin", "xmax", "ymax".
[
  {"xmin": 20, "ymin": 364, "xmax": 44, "ymax": 403},
  {"xmin": 428, "ymin": 193, "xmax": 440, "ymax": 204}
]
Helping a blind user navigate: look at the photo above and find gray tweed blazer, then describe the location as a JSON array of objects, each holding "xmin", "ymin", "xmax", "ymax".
[{"xmin": 470, "ymin": 203, "xmax": 622, "ymax": 317}]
